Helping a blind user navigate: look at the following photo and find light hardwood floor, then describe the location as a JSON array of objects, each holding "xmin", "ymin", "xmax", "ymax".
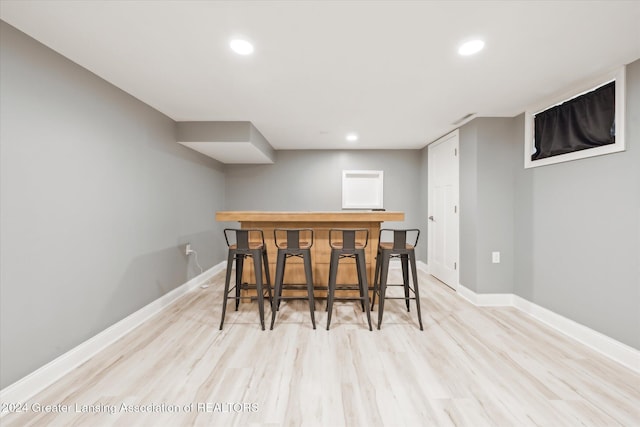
[{"xmin": 3, "ymin": 269, "xmax": 639, "ymax": 426}]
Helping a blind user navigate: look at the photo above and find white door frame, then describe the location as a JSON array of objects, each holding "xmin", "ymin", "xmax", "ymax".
[{"xmin": 427, "ymin": 129, "xmax": 460, "ymax": 290}]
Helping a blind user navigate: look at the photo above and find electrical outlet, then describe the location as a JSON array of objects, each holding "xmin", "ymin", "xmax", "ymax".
[
  {"xmin": 185, "ymin": 243, "xmax": 193, "ymax": 256},
  {"xmin": 492, "ymin": 251, "xmax": 500, "ymax": 263}
]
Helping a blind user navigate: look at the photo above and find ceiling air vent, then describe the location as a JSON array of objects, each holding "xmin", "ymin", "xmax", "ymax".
[{"xmin": 452, "ymin": 113, "xmax": 476, "ymax": 126}]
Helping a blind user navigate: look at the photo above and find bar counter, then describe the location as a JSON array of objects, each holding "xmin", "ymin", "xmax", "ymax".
[{"xmin": 216, "ymin": 211, "xmax": 404, "ymax": 297}]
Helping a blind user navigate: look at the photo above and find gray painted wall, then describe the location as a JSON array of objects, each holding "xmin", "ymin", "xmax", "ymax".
[
  {"xmin": 476, "ymin": 118, "xmax": 518, "ymax": 294},
  {"xmin": 460, "ymin": 123, "xmax": 479, "ymax": 291},
  {"xmin": 459, "ymin": 118, "xmax": 517, "ymax": 294},
  {"xmin": 419, "ymin": 145, "xmax": 430, "ymax": 259},
  {"xmin": 461, "ymin": 59, "xmax": 639, "ymax": 349},
  {"xmin": 513, "ymin": 59, "xmax": 640, "ymax": 349},
  {"xmin": 224, "ymin": 150, "xmax": 428, "ymax": 261},
  {"xmin": 0, "ymin": 22, "xmax": 227, "ymax": 388}
]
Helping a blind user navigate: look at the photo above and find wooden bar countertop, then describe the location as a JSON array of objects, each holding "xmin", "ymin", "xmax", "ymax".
[{"xmin": 215, "ymin": 210, "xmax": 404, "ymax": 222}]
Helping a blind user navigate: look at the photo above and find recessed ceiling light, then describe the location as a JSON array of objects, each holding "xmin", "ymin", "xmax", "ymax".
[
  {"xmin": 458, "ymin": 39, "xmax": 485, "ymax": 56},
  {"xmin": 346, "ymin": 133, "xmax": 359, "ymax": 142},
  {"xmin": 230, "ymin": 39, "xmax": 254, "ymax": 55}
]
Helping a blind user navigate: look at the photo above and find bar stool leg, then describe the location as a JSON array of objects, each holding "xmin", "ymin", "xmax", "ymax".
[
  {"xmin": 326, "ymin": 250, "xmax": 339, "ymax": 330},
  {"xmin": 355, "ymin": 252, "xmax": 365, "ymax": 312},
  {"xmin": 253, "ymin": 250, "xmax": 266, "ymax": 331},
  {"xmin": 303, "ymin": 250, "xmax": 316, "ymax": 329},
  {"xmin": 356, "ymin": 250, "xmax": 373, "ymax": 331},
  {"xmin": 371, "ymin": 248, "xmax": 382, "ymax": 309},
  {"xmin": 262, "ymin": 249, "xmax": 272, "ymax": 303},
  {"xmin": 270, "ymin": 250, "xmax": 285, "ymax": 330},
  {"xmin": 356, "ymin": 254, "xmax": 365, "ymax": 312},
  {"xmin": 325, "ymin": 249, "xmax": 340, "ymax": 312},
  {"xmin": 277, "ymin": 255, "xmax": 287, "ymax": 311},
  {"xmin": 235, "ymin": 255, "xmax": 244, "ymax": 311},
  {"xmin": 409, "ymin": 251, "xmax": 424, "ymax": 331},
  {"xmin": 220, "ymin": 250, "xmax": 235, "ymax": 330},
  {"xmin": 401, "ymin": 254, "xmax": 410, "ymax": 312},
  {"xmin": 377, "ymin": 250, "xmax": 390, "ymax": 330}
]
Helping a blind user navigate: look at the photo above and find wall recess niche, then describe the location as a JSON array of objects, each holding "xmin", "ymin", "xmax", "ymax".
[{"xmin": 342, "ymin": 170, "xmax": 384, "ymax": 210}]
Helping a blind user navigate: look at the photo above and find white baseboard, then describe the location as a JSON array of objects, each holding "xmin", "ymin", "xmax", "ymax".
[
  {"xmin": 0, "ymin": 262, "xmax": 225, "ymax": 413},
  {"xmin": 455, "ymin": 283, "xmax": 640, "ymax": 374},
  {"xmin": 387, "ymin": 259, "xmax": 429, "ymax": 274},
  {"xmin": 456, "ymin": 284, "xmax": 515, "ymax": 307},
  {"xmin": 512, "ymin": 295, "xmax": 640, "ymax": 373},
  {"xmin": 416, "ymin": 260, "xmax": 429, "ymax": 274}
]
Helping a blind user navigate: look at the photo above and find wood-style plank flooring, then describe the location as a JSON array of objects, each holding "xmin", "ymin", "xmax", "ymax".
[{"xmin": 2, "ymin": 269, "xmax": 639, "ymax": 426}]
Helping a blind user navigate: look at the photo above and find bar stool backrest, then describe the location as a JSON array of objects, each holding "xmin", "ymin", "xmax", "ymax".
[
  {"xmin": 274, "ymin": 228, "xmax": 314, "ymax": 250},
  {"xmin": 380, "ymin": 228, "xmax": 420, "ymax": 250},
  {"xmin": 329, "ymin": 228, "xmax": 369, "ymax": 250},
  {"xmin": 224, "ymin": 228, "xmax": 265, "ymax": 251}
]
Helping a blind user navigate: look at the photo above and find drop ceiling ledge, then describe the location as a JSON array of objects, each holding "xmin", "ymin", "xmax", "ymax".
[{"xmin": 177, "ymin": 121, "xmax": 276, "ymax": 164}]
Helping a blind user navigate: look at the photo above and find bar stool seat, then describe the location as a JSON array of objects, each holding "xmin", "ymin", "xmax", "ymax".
[
  {"xmin": 326, "ymin": 229, "xmax": 372, "ymax": 331},
  {"xmin": 379, "ymin": 242, "xmax": 415, "ymax": 250},
  {"xmin": 270, "ymin": 228, "xmax": 316, "ymax": 329},
  {"xmin": 228, "ymin": 242, "xmax": 264, "ymax": 250},
  {"xmin": 220, "ymin": 228, "xmax": 272, "ymax": 330},
  {"xmin": 371, "ymin": 228, "xmax": 423, "ymax": 330},
  {"xmin": 332, "ymin": 242, "xmax": 367, "ymax": 249},
  {"xmin": 275, "ymin": 241, "xmax": 311, "ymax": 249}
]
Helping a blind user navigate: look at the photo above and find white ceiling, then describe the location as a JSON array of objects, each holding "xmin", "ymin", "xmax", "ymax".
[{"xmin": 1, "ymin": 0, "xmax": 639, "ymax": 150}]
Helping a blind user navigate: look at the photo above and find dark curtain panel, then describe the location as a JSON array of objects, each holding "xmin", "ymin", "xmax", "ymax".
[{"xmin": 533, "ymin": 81, "xmax": 615, "ymax": 160}]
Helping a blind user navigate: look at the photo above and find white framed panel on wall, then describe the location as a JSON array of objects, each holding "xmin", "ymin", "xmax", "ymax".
[{"xmin": 342, "ymin": 170, "xmax": 384, "ymax": 209}]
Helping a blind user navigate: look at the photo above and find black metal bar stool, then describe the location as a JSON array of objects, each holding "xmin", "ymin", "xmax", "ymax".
[
  {"xmin": 370, "ymin": 229, "xmax": 423, "ymax": 330},
  {"xmin": 270, "ymin": 228, "xmax": 316, "ymax": 330},
  {"xmin": 220, "ymin": 228, "xmax": 272, "ymax": 330},
  {"xmin": 326, "ymin": 229, "xmax": 372, "ymax": 331}
]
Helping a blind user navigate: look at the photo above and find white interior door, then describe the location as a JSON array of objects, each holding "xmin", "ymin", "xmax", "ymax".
[{"xmin": 428, "ymin": 130, "xmax": 459, "ymax": 290}]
